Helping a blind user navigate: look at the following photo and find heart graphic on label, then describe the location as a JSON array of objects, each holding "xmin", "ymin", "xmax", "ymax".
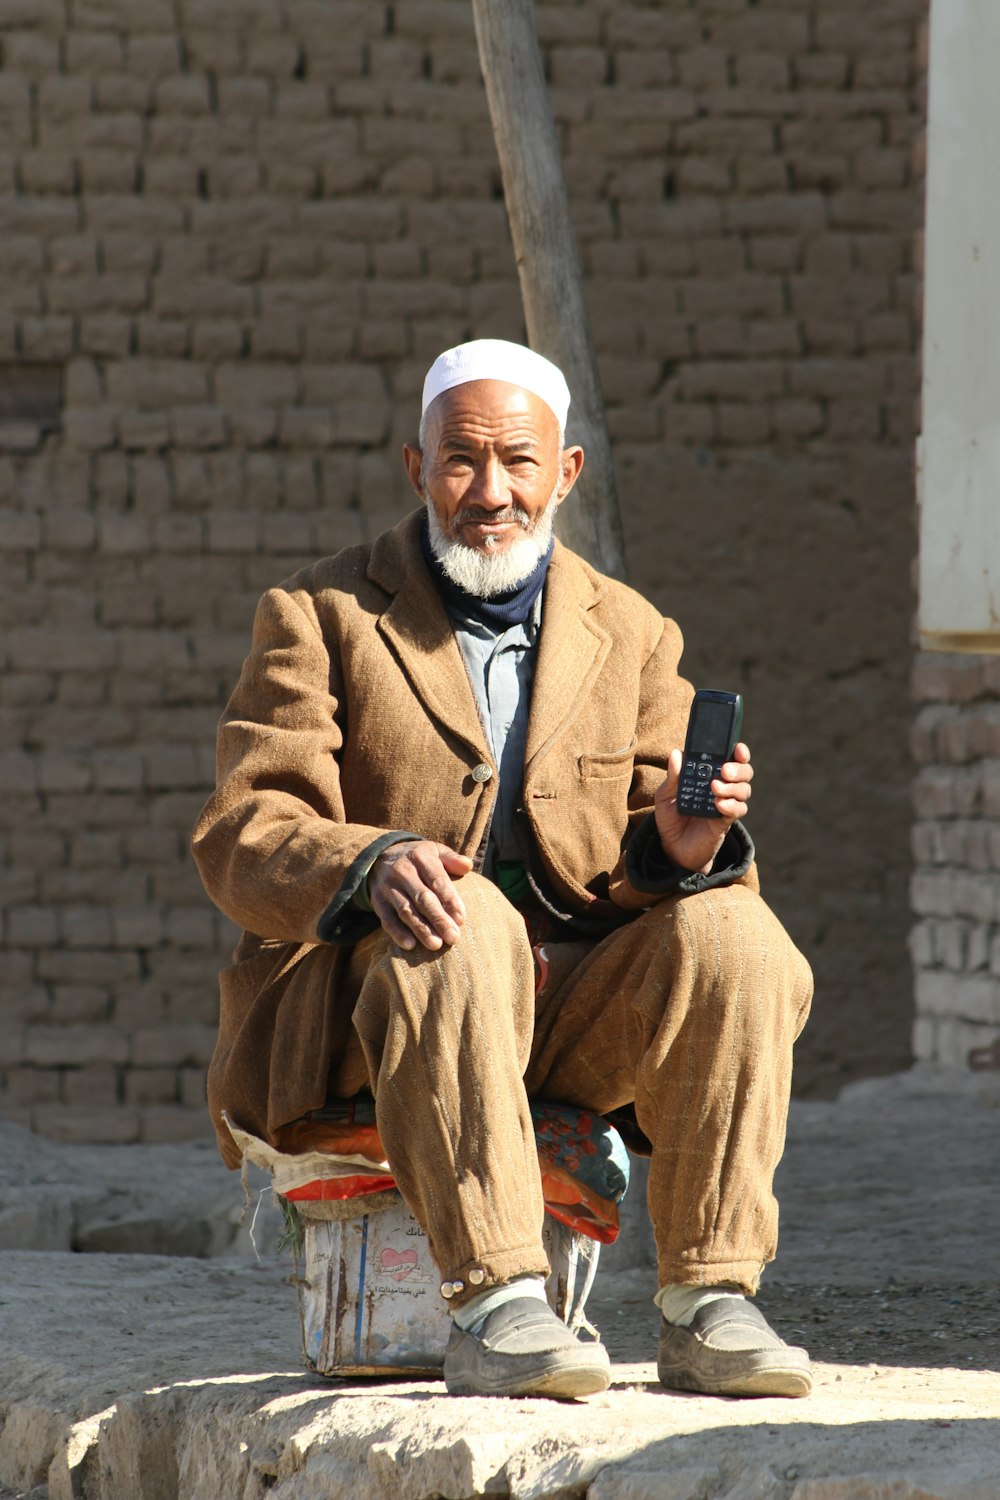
[{"xmin": 379, "ymin": 1247, "xmax": 419, "ymax": 1282}]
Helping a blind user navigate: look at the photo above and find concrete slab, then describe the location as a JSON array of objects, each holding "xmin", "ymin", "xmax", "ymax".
[{"xmin": 0, "ymin": 1066, "xmax": 998, "ymax": 1500}]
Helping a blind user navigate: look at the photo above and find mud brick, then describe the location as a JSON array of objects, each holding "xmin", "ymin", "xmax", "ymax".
[
  {"xmin": 109, "ymin": 906, "xmax": 165, "ymax": 950},
  {"xmin": 6, "ymin": 29, "xmax": 60, "ymax": 73},
  {"xmin": 49, "ymin": 273, "xmax": 149, "ymax": 316},
  {"xmin": 911, "ymin": 869, "xmax": 956, "ymax": 920},
  {"xmin": 91, "ymin": 750, "xmax": 143, "ymax": 793},
  {"xmin": 547, "ymin": 45, "xmax": 607, "ymax": 91},
  {"xmin": 856, "ymin": 149, "xmax": 910, "ymax": 190},
  {"xmin": 272, "ymin": 80, "xmax": 329, "ymax": 120},
  {"xmin": 249, "ymin": 317, "xmax": 302, "ymax": 360},
  {"xmin": 37, "ymin": 75, "xmax": 91, "ymax": 121},
  {"xmin": 605, "ymin": 10, "xmax": 699, "ymax": 49},
  {"xmin": 0, "ymin": 233, "xmax": 44, "ymax": 279},
  {"xmin": 39, "ymin": 1103, "xmax": 141, "ymax": 1144},
  {"xmin": 208, "ymin": 157, "xmax": 265, "ymax": 198},
  {"xmin": 143, "ymin": 745, "xmax": 199, "ymax": 791},
  {"xmin": 301, "ymin": 363, "xmax": 386, "ymax": 405},
  {"xmin": 154, "ymin": 277, "xmax": 254, "ymax": 322},
  {"xmin": 7, "ymin": 906, "xmax": 58, "ymax": 947},
  {"xmin": 117, "ymin": 628, "xmax": 189, "ymax": 675},
  {"xmin": 101, "ymin": 236, "xmax": 156, "ymax": 278},
  {"xmin": 215, "ymin": 361, "xmax": 299, "ymax": 408},
  {"xmin": 190, "ymin": 320, "xmax": 244, "ymax": 362},
  {"xmin": 24, "ymin": 1023, "xmax": 129, "ymax": 1067},
  {"xmin": 34, "ymin": 750, "xmax": 91, "ymax": 798},
  {"xmin": 737, "ymin": 53, "xmax": 791, "ymax": 91},
  {"xmin": 18, "ymin": 150, "xmax": 77, "ymax": 195},
  {"xmin": 62, "ymin": 1065, "xmax": 121, "ymax": 1108},
  {"xmin": 716, "ymin": 403, "xmax": 774, "ymax": 446},
  {"xmin": 136, "ymin": 320, "xmax": 190, "ymax": 359},
  {"xmin": 138, "ymin": 1105, "xmax": 213, "ymax": 1143},
  {"xmin": 169, "ymin": 407, "xmax": 225, "ymax": 450},
  {"xmin": 154, "ymin": 75, "xmax": 212, "ymax": 116},
  {"xmin": 737, "ymin": 156, "xmax": 789, "ymax": 196},
  {"xmin": 118, "ymin": 412, "xmax": 170, "ymax": 450},
  {"xmin": 205, "ymin": 512, "xmax": 260, "ymax": 554},
  {"xmin": 177, "ymin": 1068, "xmax": 206, "ymax": 1109},
  {"xmin": 216, "ymin": 75, "xmax": 272, "ymax": 117},
  {"xmin": 241, "ymin": 29, "xmax": 299, "ymax": 78},
  {"xmin": 124, "ymin": 1067, "xmax": 178, "ymax": 1106},
  {"xmin": 0, "ymin": 511, "xmax": 42, "ymax": 550},
  {"xmin": 95, "ymin": 515, "xmax": 149, "ymax": 555},
  {"xmin": 912, "ymin": 655, "xmax": 985, "ymax": 706},
  {"xmin": 63, "ymin": 357, "xmax": 102, "ymax": 407},
  {"xmin": 793, "ymin": 53, "xmax": 851, "ymax": 90},
  {"xmin": 132, "ymin": 1023, "xmax": 216, "ymax": 1067},
  {"xmin": 2, "ymin": 1067, "xmax": 61, "ymax": 1106},
  {"xmin": 123, "ymin": 32, "xmax": 181, "ymax": 78},
  {"xmin": 278, "ymin": 456, "xmax": 317, "ymax": 510},
  {"xmin": 953, "ymin": 873, "xmax": 1000, "ymax": 925},
  {"xmin": 76, "ymin": 314, "xmax": 128, "ymax": 357}
]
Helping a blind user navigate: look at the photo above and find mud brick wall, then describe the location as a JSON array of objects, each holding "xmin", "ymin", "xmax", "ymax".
[
  {"xmin": 0, "ymin": 0, "xmax": 923, "ymax": 1143},
  {"xmin": 910, "ymin": 655, "xmax": 1000, "ymax": 1067}
]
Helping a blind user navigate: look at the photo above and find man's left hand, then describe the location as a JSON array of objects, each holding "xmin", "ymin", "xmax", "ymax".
[{"xmin": 653, "ymin": 742, "xmax": 753, "ymax": 875}]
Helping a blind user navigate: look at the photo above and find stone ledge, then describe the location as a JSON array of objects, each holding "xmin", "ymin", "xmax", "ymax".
[
  {"xmin": 0, "ymin": 1069, "xmax": 998, "ymax": 1499},
  {"xmin": 0, "ymin": 1251, "xmax": 996, "ymax": 1500}
]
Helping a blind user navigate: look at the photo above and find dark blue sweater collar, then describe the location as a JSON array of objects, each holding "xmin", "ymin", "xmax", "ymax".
[{"xmin": 420, "ymin": 514, "xmax": 553, "ymax": 629}]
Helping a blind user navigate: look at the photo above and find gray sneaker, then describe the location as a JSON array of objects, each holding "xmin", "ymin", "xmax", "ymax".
[
  {"xmin": 657, "ymin": 1298, "xmax": 812, "ymax": 1398},
  {"xmin": 443, "ymin": 1296, "xmax": 611, "ymax": 1399}
]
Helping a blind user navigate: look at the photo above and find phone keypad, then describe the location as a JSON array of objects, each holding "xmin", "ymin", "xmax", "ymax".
[{"xmin": 677, "ymin": 754, "xmax": 723, "ymax": 818}]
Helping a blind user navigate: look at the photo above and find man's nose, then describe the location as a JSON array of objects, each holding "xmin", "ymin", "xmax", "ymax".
[{"xmin": 469, "ymin": 457, "xmax": 509, "ymax": 510}]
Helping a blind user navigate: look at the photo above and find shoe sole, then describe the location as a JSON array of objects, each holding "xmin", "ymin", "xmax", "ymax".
[
  {"xmin": 446, "ymin": 1351, "xmax": 611, "ymax": 1399},
  {"xmin": 658, "ymin": 1351, "xmax": 813, "ymax": 1399}
]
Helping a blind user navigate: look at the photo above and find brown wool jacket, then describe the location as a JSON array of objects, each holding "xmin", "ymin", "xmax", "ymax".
[{"xmin": 192, "ymin": 510, "xmax": 758, "ymax": 1165}]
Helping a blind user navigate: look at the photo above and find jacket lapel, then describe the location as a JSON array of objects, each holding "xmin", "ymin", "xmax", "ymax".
[
  {"xmin": 525, "ymin": 544, "xmax": 611, "ymax": 773},
  {"xmin": 371, "ymin": 513, "xmax": 492, "ymax": 763}
]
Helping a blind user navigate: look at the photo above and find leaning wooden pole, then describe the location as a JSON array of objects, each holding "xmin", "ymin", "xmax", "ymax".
[{"xmin": 472, "ymin": 0, "xmax": 628, "ymax": 580}]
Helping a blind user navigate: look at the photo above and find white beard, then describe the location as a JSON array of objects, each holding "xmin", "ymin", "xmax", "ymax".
[{"xmin": 424, "ymin": 491, "xmax": 557, "ymax": 598}]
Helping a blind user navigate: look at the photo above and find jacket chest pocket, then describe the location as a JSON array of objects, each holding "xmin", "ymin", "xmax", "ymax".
[{"xmin": 577, "ymin": 737, "xmax": 637, "ymax": 781}]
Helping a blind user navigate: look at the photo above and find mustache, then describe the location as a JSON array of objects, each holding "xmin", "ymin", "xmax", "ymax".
[{"xmin": 454, "ymin": 505, "xmax": 531, "ymax": 530}]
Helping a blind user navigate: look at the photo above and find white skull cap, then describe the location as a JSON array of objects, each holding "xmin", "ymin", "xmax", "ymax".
[{"xmin": 421, "ymin": 338, "xmax": 571, "ymax": 430}]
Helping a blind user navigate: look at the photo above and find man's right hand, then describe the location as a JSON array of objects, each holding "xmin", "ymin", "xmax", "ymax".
[{"xmin": 368, "ymin": 841, "xmax": 474, "ymax": 952}]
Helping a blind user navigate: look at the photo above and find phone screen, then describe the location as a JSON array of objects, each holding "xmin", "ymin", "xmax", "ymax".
[{"xmin": 690, "ymin": 698, "xmax": 735, "ymax": 759}]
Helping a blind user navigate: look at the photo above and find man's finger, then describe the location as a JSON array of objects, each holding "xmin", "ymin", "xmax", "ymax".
[
  {"xmin": 718, "ymin": 759, "xmax": 753, "ymax": 784},
  {"xmin": 409, "ymin": 849, "xmax": 468, "ymax": 924},
  {"xmin": 392, "ymin": 896, "xmax": 445, "ymax": 950},
  {"xmin": 396, "ymin": 877, "xmax": 463, "ymax": 944},
  {"xmin": 370, "ymin": 892, "xmax": 419, "ymax": 951},
  {"xmin": 428, "ymin": 873, "xmax": 466, "ymax": 924},
  {"xmin": 437, "ymin": 846, "xmax": 474, "ymax": 874},
  {"xmin": 713, "ymin": 778, "xmax": 751, "ymax": 801}
]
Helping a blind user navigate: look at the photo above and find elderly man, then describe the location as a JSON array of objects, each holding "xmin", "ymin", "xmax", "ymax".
[{"xmin": 193, "ymin": 339, "xmax": 813, "ymax": 1401}]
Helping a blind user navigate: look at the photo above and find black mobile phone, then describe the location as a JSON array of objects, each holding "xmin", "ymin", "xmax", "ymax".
[{"xmin": 676, "ymin": 689, "xmax": 744, "ymax": 819}]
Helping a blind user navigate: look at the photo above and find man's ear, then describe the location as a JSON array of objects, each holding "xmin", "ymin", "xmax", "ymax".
[
  {"xmin": 402, "ymin": 443, "xmax": 424, "ymax": 499},
  {"xmin": 556, "ymin": 445, "xmax": 585, "ymax": 502}
]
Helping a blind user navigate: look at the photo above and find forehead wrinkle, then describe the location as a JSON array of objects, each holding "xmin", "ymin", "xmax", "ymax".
[{"xmin": 436, "ymin": 420, "xmax": 547, "ymax": 452}]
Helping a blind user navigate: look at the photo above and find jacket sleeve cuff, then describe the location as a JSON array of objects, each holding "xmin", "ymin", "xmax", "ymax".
[
  {"xmin": 315, "ymin": 831, "xmax": 420, "ymax": 945},
  {"xmin": 625, "ymin": 815, "xmax": 755, "ymax": 899}
]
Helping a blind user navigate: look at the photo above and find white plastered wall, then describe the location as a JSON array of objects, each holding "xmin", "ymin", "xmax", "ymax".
[{"xmin": 919, "ymin": 0, "xmax": 1000, "ymax": 653}]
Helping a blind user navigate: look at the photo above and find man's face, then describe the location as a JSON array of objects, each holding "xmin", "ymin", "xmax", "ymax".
[{"xmin": 404, "ymin": 380, "xmax": 582, "ymax": 554}]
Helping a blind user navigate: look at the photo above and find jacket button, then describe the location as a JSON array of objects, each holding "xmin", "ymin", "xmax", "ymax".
[{"xmin": 471, "ymin": 763, "xmax": 493, "ymax": 784}]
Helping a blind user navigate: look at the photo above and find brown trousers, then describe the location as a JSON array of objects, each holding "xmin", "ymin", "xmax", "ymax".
[{"xmin": 330, "ymin": 874, "xmax": 812, "ymax": 1302}]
